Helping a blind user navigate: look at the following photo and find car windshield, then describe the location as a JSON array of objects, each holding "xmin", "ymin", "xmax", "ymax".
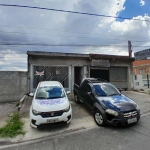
[
  {"xmin": 35, "ymin": 86, "xmax": 65, "ymax": 99},
  {"xmin": 93, "ymin": 84, "xmax": 120, "ymax": 96}
]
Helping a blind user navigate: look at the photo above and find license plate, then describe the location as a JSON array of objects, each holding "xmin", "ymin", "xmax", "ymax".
[
  {"xmin": 128, "ymin": 118, "xmax": 137, "ymax": 124},
  {"xmin": 47, "ymin": 119, "xmax": 59, "ymax": 123}
]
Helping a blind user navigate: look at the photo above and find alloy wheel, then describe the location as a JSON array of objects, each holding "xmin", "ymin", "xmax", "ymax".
[{"xmin": 95, "ymin": 112, "xmax": 103, "ymax": 125}]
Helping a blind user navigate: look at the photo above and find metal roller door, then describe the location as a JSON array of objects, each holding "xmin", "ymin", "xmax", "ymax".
[{"xmin": 109, "ymin": 67, "xmax": 128, "ymax": 89}]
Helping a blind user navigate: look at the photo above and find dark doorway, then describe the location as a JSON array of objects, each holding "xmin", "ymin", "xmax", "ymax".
[
  {"xmin": 90, "ymin": 69, "xmax": 109, "ymax": 81},
  {"xmin": 74, "ymin": 67, "xmax": 83, "ymax": 85}
]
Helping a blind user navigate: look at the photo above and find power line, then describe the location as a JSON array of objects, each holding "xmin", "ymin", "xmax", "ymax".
[
  {"xmin": 132, "ymin": 41, "xmax": 150, "ymax": 43},
  {"xmin": 0, "ymin": 30, "xmax": 135, "ymax": 42},
  {"xmin": 0, "ymin": 30, "xmax": 129, "ymax": 41},
  {"xmin": 0, "ymin": 43, "xmax": 149, "ymax": 48},
  {"xmin": 0, "ymin": 25, "xmax": 149, "ymax": 41},
  {"xmin": 0, "ymin": 4, "xmax": 150, "ymax": 23},
  {"xmin": 0, "ymin": 30, "xmax": 149, "ymax": 43},
  {"xmin": 0, "ymin": 43, "xmax": 127, "ymax": 46}
]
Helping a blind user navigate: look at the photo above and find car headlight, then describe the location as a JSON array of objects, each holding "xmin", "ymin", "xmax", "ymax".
[
  {"xmin": 105, "ymin": 109, "xmax": 118, "ymax": 116},
  {"xmin": 32, "ymin": 109, "xmax": 41, "ymax": 115},
  {"xmin": 136, "ymin": 104, "xmax": 140, "ymax": 110},
  {"xmin": 64, "ymin": 105, "xmax": 70, "ymax": 112}
]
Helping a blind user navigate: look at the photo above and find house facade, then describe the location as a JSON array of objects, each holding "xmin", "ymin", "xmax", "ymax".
[
  {"xmin": 27, "ymin": 51, "xmax": 135, "ymax": 93},
  {"xmin": 133, "ymin": 60, "xmax": 150, "ymax": 77}
]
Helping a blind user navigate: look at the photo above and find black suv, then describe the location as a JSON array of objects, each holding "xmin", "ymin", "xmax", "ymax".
[{"xmin": 74, "ymin": 78, "xmax": 140, "ymax": 127}]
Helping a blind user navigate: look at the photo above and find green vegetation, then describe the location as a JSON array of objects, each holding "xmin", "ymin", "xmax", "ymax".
[
  {"xmin": 148, "ymin": 90, "xmax": 150, "ymax": 95},
  {"xmin": 15, "ymin": 102, "xmax": 20, "ymax": 107},
  {"xmin": 0, "ymin": 113, "xmax": 25, "ymax": 138}
]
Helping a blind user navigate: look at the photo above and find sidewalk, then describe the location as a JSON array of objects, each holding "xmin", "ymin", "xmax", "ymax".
[
  {"xmin": 0, "ymin": 102, "xmax": 18, "ymax": 127},
  {"xmin": 133, "ymin": 87, "xmax": 150, "ymax": 94},
  {"xmin": 143, "ymin": 88, "xmax": 150, "ymax": 94}
]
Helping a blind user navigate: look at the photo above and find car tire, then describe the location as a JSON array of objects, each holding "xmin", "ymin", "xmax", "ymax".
[
  {"xmin": 74, "ymin": 94, "xmax": 80, "ymax": 103},
  {"xmin": 30, "ymin": 122, "xmax": 34, "ymax": 128},
  {"xmin": 94, "ymin": 110, "xmax": 106, "ymax": 127}
]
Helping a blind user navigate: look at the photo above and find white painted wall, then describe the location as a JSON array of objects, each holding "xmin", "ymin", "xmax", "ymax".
[{"xmin": 133, "ymin": 74, "xmax": 144, "ymax": 89}]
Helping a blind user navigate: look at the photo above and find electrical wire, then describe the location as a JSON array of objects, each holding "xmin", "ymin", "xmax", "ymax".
[
  {"xmin": 0, "ymin": 30, "xmax": 137, "ymax": 42},
  {"xmin": 0, "ymin": 4, "xmax": 150, "ymax": 22},
  {"xmin": 0, "ymin": 25, "xmax": 149, "ymax": 41},
  {"xmin": 0, "ymin": 43, "xmax": 149, "ymax": 48}
]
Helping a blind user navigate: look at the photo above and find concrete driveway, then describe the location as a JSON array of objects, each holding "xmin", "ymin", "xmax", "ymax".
[
  {"xmin": 10, "ymin": 94, "xmax": 95, "ymax": 143},
  {"xmin": 0, "ymin": 91, "xmax": 150, "ymax": 144}
]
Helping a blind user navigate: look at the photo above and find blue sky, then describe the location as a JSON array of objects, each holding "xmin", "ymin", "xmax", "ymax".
[
  {"xmin": 118, "ymin": 0, "xmax": 149, "ymax": 20},
  {"xmin": 0, "ymin": 0, "xmax": 150, "ymax": 71}
]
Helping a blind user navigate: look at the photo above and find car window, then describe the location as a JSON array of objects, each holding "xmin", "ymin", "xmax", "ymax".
[
  {"xmin": 93, "ymin": 84, "xmax": 120, "ymax": 96},
  {"xmin": 80, "ymin": 80, "xmax": 86, "ymax": 89},
  {"xmin": 35, "ymin": 86, "xmax": 65, "ymax": 99},
  {"xmin": 85, "ymin": 84, "xmax": 91, "ymax": 93}
]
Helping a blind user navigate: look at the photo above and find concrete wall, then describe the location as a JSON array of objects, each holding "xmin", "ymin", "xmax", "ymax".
[
  {"xmin": 0, "ymin": 71, "xmax": 28, "ymax": 102},
  {"xmin": 29, "ymin": 57, "xmax": 89, "ymax": 66},
  {"xmin": 28, "ymin": 56, "xmax": 90, "ymax": 93}
]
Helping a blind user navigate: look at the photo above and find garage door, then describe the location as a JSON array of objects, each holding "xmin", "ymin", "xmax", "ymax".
[
  {"xmin": 109, "ymin": 67, "xmax": 128, "ymax": 89},
  {"xmin": 33, "ymin": 66, "xmax": 69, "ymax": 89}
]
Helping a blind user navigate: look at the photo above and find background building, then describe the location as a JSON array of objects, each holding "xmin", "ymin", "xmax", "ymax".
[
  {"xmin": 134, "ymin": 49, "xmax": 150, "ymax": 60},
  {"xmin": 133, "ymin": 60, "xmax": 150, "ymax": 75},
  {"xmin": 133, "ymin": 60, "xmax": 150, "ymax": 87}
]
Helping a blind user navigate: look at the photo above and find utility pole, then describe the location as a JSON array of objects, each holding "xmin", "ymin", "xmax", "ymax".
[
  {"xmin": 128, "ymin": 40, "xmax": 132, "ymax": 58},
  {"xmin": 147, "ymin": 74, "xmax": 150, "ymax": 88}
]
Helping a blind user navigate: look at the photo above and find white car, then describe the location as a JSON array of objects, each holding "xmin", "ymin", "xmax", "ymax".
[{"xmin": 30, "ymin": 81, "xmax": 72, "ymax": 128}]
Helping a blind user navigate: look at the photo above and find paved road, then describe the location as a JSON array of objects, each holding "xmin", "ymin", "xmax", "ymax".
[
  {"xmin": 122, "ymin": 91, "xmax": 150, "ymax": 115},
  {"xmin": 1, "ymin": 114, "xmax": 150, "ymax": 150}
]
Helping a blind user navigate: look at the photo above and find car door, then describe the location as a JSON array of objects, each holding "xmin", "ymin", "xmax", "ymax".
[
  {"xmin": 83, "ymin": 83, "xmax": 96, "ymax": 110},
  {"xmin": 78, "ymin": 80, "xmax": 87, "ymax": 102}
]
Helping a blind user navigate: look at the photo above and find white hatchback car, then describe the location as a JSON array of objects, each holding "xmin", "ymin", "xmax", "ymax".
[{"xmin": 30, "ymin": 81, "xmax": 72, "ymax": 128}]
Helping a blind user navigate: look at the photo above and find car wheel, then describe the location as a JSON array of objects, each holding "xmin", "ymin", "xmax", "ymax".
[
  {"xmin": 30, "ymin": 121, "xmax": 34, "ymax": 128},
  {"xmin": 74, "ymin": 94, "xmax": 80, "ymax": 103},
  {"xmin": 94, "ymin": 110, "xmax": 106, "ymax": 127}
]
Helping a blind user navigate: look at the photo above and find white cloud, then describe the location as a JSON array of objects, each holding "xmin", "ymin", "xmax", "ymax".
[
  {"xmin": 0, "ymin": 0, "xmax": 150, "ymax": 70},
  {"xmin": 0, "ymin": 50, "xmax": 27, "ymax": 71},
  {"xmin": 140, "ymin": 0, "xmax": 145, "ymax": 6}
]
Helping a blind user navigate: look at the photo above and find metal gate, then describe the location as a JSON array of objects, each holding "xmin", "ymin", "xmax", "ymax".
[
  {"xmin": 33, "ymin": 66, "xmax": 69, "ymax": 89},
  {"xmin": 109, "ymin": 67, "xmax": 128, "ymax": 89}
]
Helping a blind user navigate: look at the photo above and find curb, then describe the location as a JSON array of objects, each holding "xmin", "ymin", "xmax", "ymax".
[
  {"xmin": 0, "ymin": 126, "xmax": 88, "ymax": 149},
  {"xmin": 132, "ymin": 90, "xmax": 149, "ymax": 94},
  {"xmin": 17, "ymin": 95, "xmax": 27, "ymax": 111}
]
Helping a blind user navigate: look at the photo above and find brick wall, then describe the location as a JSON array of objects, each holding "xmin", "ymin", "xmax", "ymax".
[{"xmin": 133, "ymin": 60, "xmax": 150, "ymax": 75}]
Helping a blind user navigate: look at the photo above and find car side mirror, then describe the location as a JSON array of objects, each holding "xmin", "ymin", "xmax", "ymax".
[
  {"xmin": 118, "ymin": 88, "xmax": 122, "ymax": 93},
  {"xmin": 87, "ymin": 91, "xmax": 92, "ymax": 95},
  {"xmin": 29, "ymin": 93, "xmax": 34, "ymax": 97},
  {"xmin": 66, "ymin": 91, "xmax": 71, "ymax": 95}
]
